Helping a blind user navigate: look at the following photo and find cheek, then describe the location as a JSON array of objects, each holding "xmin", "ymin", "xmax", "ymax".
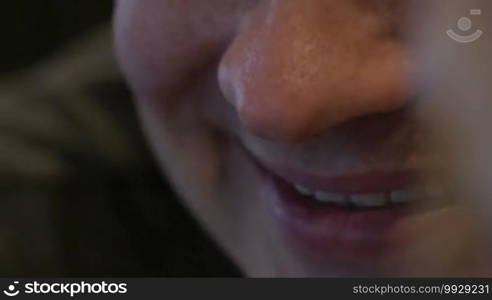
[{"xmin": 113, "ymin": 0, "xmax": 244, "ymax": 102}]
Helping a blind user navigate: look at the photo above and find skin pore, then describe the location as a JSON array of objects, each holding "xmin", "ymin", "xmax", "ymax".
[{"xmin": 113, "ymin": 0, "xmax": 487, "ymax": 276}]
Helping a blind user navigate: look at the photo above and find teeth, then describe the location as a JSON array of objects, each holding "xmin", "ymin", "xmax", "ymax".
[
  {"xmin": 314, "ymin": 191, "xmax": 347, "ymax": 204},
  {"xmin": 350, "ymin": 193, "xmax": 387, "ymax": 207},
  {"xmin": 290, "ymin": 182, "xmax": 436, "ymax": 208},
  {"xmin": 294, "ymin": 184, "xmax": 313, "ymax": 196}
]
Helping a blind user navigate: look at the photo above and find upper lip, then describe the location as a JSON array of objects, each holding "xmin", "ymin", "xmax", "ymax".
[
  {"xmin": 236, "ymin": 120, "xmax": 422, "ymax": 194},
  {"xmin": 250, "ymin": 154, "xmax": 417, "ymax": 194}
]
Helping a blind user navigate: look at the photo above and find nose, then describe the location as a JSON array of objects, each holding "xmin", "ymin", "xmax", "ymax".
[{"xmin": 218, "ymin": 0, "xmax": 409, "ymax": 142}]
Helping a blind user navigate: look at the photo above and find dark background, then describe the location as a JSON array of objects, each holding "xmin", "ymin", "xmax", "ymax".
[
  {"xmin": 0, "ymin": 1, "xmax": 240, "ymax": 277},
  {"xmin": 0, "ymin": 1, "xmax": 113, "ymax": 74}
]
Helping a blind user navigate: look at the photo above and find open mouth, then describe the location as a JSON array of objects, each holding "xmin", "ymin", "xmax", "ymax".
[
  {"xmin": 290, "ymin": 181, "xmax": 412, "ymax": 208},
  {"xmin": 244, "ymin": 146, "xmax": 443, "ymax": 264},
  {"xmin": 266, "ymin": 171, "xmax": 417, "ymax": 263}
]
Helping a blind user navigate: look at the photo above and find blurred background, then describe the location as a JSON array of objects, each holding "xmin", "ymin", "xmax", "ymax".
[
  {"xmin": 0, "ymin": 1, "xmax": 112, "ymax": 74},
  {"xmin": 0, "ymin": 1, "xmax": 239, "ymax": 277}
]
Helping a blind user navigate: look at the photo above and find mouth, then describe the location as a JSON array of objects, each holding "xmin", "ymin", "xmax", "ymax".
[
  {"xmin": 292, "ymin": 183, "xmax": 411, "ymax": 207},
  {"xmin": 245, "ymin": 147, "xmax": 443, "ymax": 265},
  {"xmin": 274, "ymin": 169, "xmax": 420, "ymax": 208}
]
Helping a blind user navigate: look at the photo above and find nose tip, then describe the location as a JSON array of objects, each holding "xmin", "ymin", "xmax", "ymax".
[{"xmin": 218, "ymin": 2, "xmax": 410, "ymax": 142}]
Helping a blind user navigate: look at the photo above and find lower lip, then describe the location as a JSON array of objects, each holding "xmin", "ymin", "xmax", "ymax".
[{"xmin": 262, "ymin": 172, "xmax": 411, "ymax": 263}]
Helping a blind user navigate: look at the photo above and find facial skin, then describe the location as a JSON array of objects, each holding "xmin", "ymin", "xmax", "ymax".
[{"xmin": 113, "ymin": 0, "xmax": 484, "ymax": 276}]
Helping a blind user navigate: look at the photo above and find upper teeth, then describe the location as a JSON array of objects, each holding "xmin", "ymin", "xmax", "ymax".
[{"xmin": 293, "ymin": 183, "xmax": 427, "ymax": 208}]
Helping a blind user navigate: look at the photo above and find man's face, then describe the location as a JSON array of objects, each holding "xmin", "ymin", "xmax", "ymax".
[{"xmin": 114, "ymin": 0, "xmax": 431, "ymax": 276}]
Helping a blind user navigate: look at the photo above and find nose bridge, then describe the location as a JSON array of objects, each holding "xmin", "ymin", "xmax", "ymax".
[{"xmin": 218, "ymin": 0, "xmax": 408, "ymax": 141}]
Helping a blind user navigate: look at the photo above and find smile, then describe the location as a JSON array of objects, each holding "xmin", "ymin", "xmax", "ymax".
[
  {"xmin": 240, "ymin": 142, "xmax": 443, "ymax": 265},
  {"xmin": 291, "ymin": 184, "xmax": 413, "ymax": 208}
]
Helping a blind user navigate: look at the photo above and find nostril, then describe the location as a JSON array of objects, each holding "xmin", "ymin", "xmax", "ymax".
[
  {"xmin": 237, "ymin": 99, "xmax": 318, "ymax": 142},
  {"xmin": 217, "ymin": 2, "xmax": 410, "ymax": 143}
]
